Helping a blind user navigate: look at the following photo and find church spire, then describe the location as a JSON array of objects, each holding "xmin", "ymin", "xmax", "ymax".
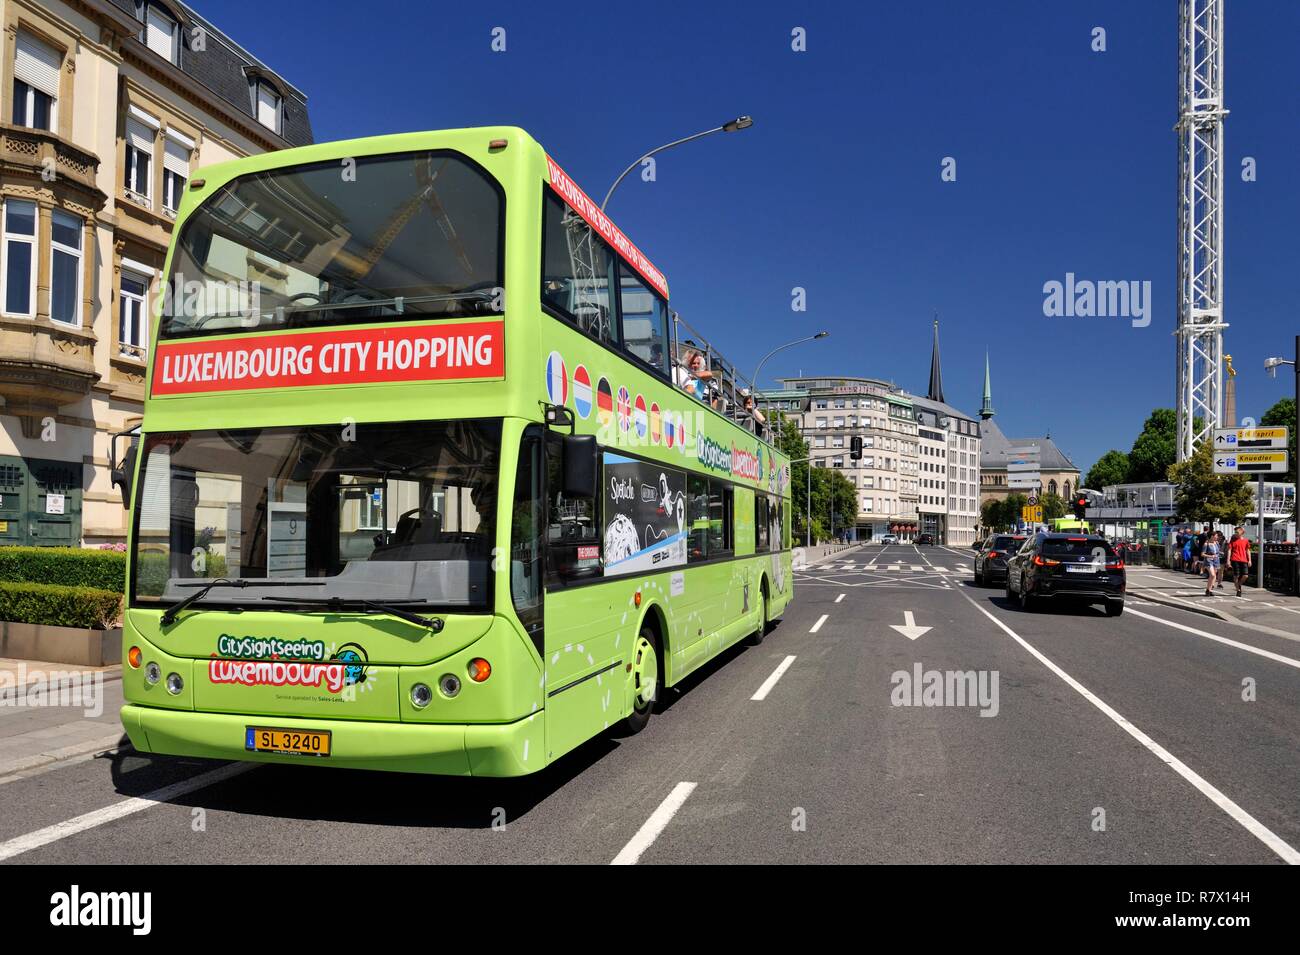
[
  {"xmin": 927, "ymin": 316, "xmax": 945, "ymax": 403},
  {"xmin": 979, "ymin": 351, "xmax": 996, "ymax": 420}
]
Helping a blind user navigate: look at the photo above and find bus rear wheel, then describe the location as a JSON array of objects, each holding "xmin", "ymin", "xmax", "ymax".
[{"xmin": 623, "ymin": 628, "xmax": 659, "ymax": 734}]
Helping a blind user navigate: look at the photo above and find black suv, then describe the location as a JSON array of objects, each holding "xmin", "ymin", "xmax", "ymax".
[
  {"xmin": 1005, "ymin": 533, "xmax": 1126, "ymax": 616},
  {"xmin": 974, "ymin": 534, "xmax": 1027, "ymax": 587},
  {"xmin": 917, "ymin": 533, "xmax": 934, "ymax": 546}
]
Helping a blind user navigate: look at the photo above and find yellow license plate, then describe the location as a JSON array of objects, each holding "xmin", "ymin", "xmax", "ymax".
[{"xmin": 245, "ymin": 727, "xmax": 331, "ymax": 757}]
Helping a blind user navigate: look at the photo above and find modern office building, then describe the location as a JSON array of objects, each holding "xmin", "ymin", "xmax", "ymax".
[{"xmin": 0, "ymin": 0, "xmax": 312, "ymax": 547}]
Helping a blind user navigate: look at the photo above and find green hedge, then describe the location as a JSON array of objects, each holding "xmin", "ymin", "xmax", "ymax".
[
  {"xmin": 0, "ymin": 546, "xmax": 126, "ymax": 591},
  {"xmin": 0, "ymin": 581, "xmax": 122, "ymax": 629},
  {"xmin": 0, "ymin": 545, "xmax": 228, "ymax": 596}
]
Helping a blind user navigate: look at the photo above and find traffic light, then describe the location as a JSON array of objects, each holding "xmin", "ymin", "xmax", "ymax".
[
  {"xmin": 1073, "ymin": 494, "xmax": 1088, "ymax": 520},
  {"xmin": 850, "ymin": 435, "xmax": 863, "ymax": 460}
]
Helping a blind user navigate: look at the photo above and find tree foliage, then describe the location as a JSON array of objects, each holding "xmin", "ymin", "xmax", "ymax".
[
  {"xmin": 1085, "ymin": 449, "xmax": 1130, "ymax": 490},
  {"xmin": 774, "ymin": 414, "xmax": 857, "ymax": 543},
  {"xmin": 1127, "ymin": 408, "xmax": 1178, "ymax": 483}
]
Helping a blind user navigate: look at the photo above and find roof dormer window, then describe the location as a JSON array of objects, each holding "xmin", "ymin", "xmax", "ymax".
[
  {"xmin": 253, "ymin": 80, "xmax": 281, "ymax": 134},
  {"xmin": 136, "ymin": 2, "xmax": 180, "ymax": 65}
]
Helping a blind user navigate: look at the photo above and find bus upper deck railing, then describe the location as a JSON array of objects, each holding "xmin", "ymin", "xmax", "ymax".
[{"xmin": 670, "ymin": 310, "xmax": 771, "ymax": 444}]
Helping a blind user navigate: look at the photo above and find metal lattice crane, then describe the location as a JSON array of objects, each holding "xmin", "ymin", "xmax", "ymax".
[{"xmin": 1175, "ymin": 0, "xmax": 1228, "ymax": 460}]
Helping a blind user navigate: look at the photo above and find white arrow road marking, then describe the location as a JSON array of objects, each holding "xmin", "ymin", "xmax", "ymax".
[
  {"xmin": 889, "ymin": 610, "xmax": 931, "ymax": 641},
  {"xmin": 611, "ymin": 781, "xmax": 697, "ymax": 865},
  {"xmin": 751, "ymin": 655, "xmax": 798, "ymax": 701}
]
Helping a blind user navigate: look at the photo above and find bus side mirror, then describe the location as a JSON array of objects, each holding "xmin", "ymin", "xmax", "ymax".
[
  {"xmin": 110, "ymin": 440, "xmax": 137, "ymax": 509},
  {"xmin": 562, "ymin": 434, "xmax": 598, "ymax": 498}
]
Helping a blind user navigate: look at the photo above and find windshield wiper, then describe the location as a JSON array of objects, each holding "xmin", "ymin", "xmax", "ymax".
[
  {"xmin": 159, "ymin": 579, "xmax": 325, "ymax": 627},
  {"xmin": 259, "ymin": 596, "xmax": 445, "ymax": 632}
]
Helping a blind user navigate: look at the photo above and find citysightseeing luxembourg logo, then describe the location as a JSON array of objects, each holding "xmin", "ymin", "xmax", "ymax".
[
  {"xmin": 697, "ymin": 434, "xmax": 763, "ymax": 481},
  {"xmin": 208, "ymin": 639, "xmax": 370, "ymax": 696}
]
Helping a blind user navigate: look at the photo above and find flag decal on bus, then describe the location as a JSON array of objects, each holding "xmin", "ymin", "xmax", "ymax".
[
  {"xmin": 617, "ymin": 386, "xmax": 632, "ymax": 432},
  {"xmin": 634, "ymin": 394, "xmax": 648, "ymax": 439},
  {"xmin": 545, "ymin": 351, "xmax": 568, "ymax": 406},
  {"xmin": 573, "ymin": 364, "xmax": 592, "ymax": 419},
  {"xmin": 649, "ymin": 402, "xmax": 661, "ymax": 444},
  {"xmin": 596, "ymin": 376, "xmax": 614, "ymax": 426}
]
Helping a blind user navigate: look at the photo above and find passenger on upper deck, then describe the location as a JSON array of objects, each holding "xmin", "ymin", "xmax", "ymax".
[{"xmin": 674, "ymin": 348, "xmax": 714, "ymax": 402}]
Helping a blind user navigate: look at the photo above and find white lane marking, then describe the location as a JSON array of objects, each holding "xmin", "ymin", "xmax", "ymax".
[
  {"xmin": 888, "ymin": 564, "xmax": 901, "ymax": 571},
  {"xmin": 955, "ymin": 589, "xmax": 1300, "ymax": 865},
  {"xmin": 835, "ymin": 593, "xmax": 845, "ymax": 603},
  {"xmin": 611, "ymin": 781, "xmax": 698, "ymax": 865},
  {"xmin": 809, "ymin": 614, "xmax": 829, "ymax": 633},
  {"xmin": 1126, "ymin": 608, "xmax": 1300, "ymax": 670},
  {"xmin": 910, "ymin": 565, "xmax": 925, "ymax": 572},
  {"xmin": 0, "ymin": 762, "xmax": 255, "ymax": 862},
  {"xmin": 915, "ymin": 546, "xmax": 934, "ymax": 568},
  {"xmin": 750, "ymin": 655, "xmax": 798, "ymax": 701}
]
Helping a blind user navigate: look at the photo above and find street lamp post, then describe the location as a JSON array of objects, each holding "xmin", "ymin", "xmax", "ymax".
[
  {"xmin": 601, "ymin": 116, "xmax": 753, "ymax": 212},
  {"xmin": 1264, "ymin": 334, "xmax": 1300, "ymax": 595},
  {"xmin": 751, "ymin": 331, "xmax": 829, "ymax": 391}
]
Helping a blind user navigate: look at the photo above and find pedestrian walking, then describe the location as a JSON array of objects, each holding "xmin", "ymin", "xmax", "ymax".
[
  {"xmin": 1201, "ymin": 532, "xmax": 1221, "ymax": 596},
  {"xmin": 1227, "ymin": 527, "xmax": 1251, "ymax": 597}
]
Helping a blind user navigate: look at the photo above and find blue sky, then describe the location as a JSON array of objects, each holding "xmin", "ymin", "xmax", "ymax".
[{"xmin": 199, "ymin": 0, "xmax": 1300, "ymax": 474}]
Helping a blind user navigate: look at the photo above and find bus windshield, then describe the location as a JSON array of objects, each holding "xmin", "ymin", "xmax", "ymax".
[
  {"xmin": 131, "ymin": 419, "xmax": 501, "ymax": 610},
  {"xmin": 161, "ymin": 151, "xmax": 503, "ymax": 338}
]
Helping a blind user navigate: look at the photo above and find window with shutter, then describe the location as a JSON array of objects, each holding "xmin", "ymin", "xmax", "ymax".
[
  {"xmin": 256, "ymin": 83, "xmax": 281, "ymax": 133},
  {"xmin": 13, "ymin": 32, "xmax": 60, "ymax": 130},
  {"xmin": 162, "ymin": 136, "xmax": 189, "ymax": 212},
  {"xmin": 125, "ymin": 117, "xmax": 156, "ymax": 201},
  {"xmin": 145, "ymin": 5, "xmax": 178, "ymax": 62}
]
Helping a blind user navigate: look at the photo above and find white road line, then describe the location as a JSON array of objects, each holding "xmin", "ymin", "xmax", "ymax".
[
  {"xmin": 809, "ymin": 614, "xmax": 829, "ymax": 633},
  {"xmin": 955, "ymin": 589, "xmax": 1300, "ymax": 865},
  {"xmin": 835, "ymin": 593, "xmax": 845, "ymax": 603},
  {"xmin": 1126, "ymin": 608, "xmax": 1300, "ymax": 670},
  {"xmin": 750, "ymin": 655, "xmax": 798, "ymax": 701},
  {"xmin": 611, "ymin": 781, "xmax": 697, "ymax": 865},
  {"xmin": 0, "ymin": 762, "xmax": 255, "ymax": 863},
  {"xmin": 910, "ymin": 565, "xmax": 925, "ymax": 572},
  {"xmin": 888, "ymin": 564, "xmax": 901, "ymax": 571}
]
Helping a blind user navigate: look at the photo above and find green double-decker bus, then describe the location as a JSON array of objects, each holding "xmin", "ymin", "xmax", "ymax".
[{"xmin": 114, "ymin": 127, "xmax": 794, "ymax": 776}]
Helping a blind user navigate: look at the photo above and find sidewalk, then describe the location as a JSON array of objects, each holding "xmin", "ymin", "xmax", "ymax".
[
  {"xmin": 0, "ymin": 658, "xmax": 127, "ymax": 779},
  {"xmin": 1125, "ymin": 566, "xmax": 1300, "ymax": 640}
]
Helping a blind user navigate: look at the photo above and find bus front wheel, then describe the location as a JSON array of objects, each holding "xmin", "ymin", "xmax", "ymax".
[{"xmin": 623, "ymin": 627, "xmax": 660, "ymax": 734}]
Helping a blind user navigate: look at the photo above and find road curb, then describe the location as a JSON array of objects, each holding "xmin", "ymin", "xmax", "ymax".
[
  {"xmin": 804, "ymin": 543, "xmax": 868, "ymax": 568},
  {"xmin": 1128, "ymin": 587, "xmax": 1234, "ymax": 621},
  {"xmin": 1128, "ymin": 587, "xmax": 1300, "ymax": 642},
  {"xmin": 0, "ymin": 733, "xmax": 131, "ymax": 783}
]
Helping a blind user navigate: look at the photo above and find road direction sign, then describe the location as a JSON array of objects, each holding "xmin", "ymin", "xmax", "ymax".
[
  {"xmin": 1213, "ymin": 450, "xmax": 1289, "ymax": 475},
  {"xmin": 1214, "ymin": 426, "xmax": 1288, "ymax": 451},
  {"xmin": 1021, "ymin": 505, "xmax": 1043, "ymax": 522}
]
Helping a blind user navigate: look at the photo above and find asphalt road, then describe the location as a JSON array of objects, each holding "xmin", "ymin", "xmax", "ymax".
[{"xmin": 2, "ymin": 542, "xmax": 1296, "ymax": 864}]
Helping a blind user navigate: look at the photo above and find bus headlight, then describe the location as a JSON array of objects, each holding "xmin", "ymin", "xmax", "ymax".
[
  {"xmin": 410, "ymin": 683, "xmax": 433, "ymax": 708},
  {"xmin": 439, "ymin": 674, "xmax": 461, "ymax": 698},
  {"xmin": 144, "ymin": 662, "xmax": 161, "ymax": 685},
  {"xmin": 165, "ymin": 673, "xmax": 184, "ymax": 695}
]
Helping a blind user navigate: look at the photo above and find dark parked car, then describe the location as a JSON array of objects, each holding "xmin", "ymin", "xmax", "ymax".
[
  {"xmin": 974, "ymin": 534, "xmax": 1027, "ymax": 587},
  {"xmin": 917, "ymin": 533, "xmax": 934, "ymax": 546},
  {"xmin": 1005, "ymin": 533, "xmax": 1126, "ymax": 616}
]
